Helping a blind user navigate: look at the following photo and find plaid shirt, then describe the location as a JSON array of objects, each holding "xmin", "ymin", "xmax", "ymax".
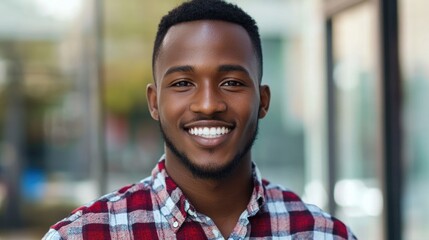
[{"xmin": 44, "ymin": 157, "xmax": 356, "ymax": 239}]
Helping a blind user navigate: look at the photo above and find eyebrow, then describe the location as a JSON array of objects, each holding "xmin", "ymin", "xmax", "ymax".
[
  {"xmin": 163, "ymin": 64, "xmax": 250, "ymax": 78},
  {"xmin": 164, "ymin": 65, "xmax": 194, "ymax": 77},
  {"xmin": 218, "ymin": 64, "xmax": 250, "ymax": 76}
]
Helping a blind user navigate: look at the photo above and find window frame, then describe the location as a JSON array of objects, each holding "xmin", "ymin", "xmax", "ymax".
[{"xmin": 324, "ymin": 0, "xmax": 402, "ymax": 239}]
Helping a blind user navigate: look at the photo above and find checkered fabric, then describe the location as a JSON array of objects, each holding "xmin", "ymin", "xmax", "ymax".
[{"xmin": 43, "ymin": 157, "xmax": 357, "ymax": 240}]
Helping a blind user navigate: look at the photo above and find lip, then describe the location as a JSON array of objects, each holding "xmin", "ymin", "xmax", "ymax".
[
  {"xmin": 183, "ymin": 120, "xmax": 235, "ymax": 129},
  {"xmin": 183, "ymin": 120, "xmax": 235, "ymax": 148},
  {"xmin": 187, "ymin": 132, "xmax": 231, "ymax": 148}
]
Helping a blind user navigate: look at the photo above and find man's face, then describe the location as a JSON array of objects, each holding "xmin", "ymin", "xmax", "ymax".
[{"xmin": 147, "ymin": 20, "xmax": 270, "ymax": 179}]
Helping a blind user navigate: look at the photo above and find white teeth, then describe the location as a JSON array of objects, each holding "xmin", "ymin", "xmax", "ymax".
[
  {"xmin": 210, "ymin": 128, "xmax": 216, "ymax": 135},
  {"xmin": 203, "ymin": 127, "xmax": 209, "ymax": 135},
  {"xmin": 188, "ymin": 126, "xmax": 231, "ymax": 138}
]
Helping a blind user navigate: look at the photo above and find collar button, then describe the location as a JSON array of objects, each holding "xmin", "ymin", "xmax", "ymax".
[{"xmin": 173, "ymin": 221, "xmax": 179, "ymax": 228}]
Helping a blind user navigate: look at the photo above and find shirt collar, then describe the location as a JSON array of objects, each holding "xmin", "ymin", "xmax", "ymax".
[
  {"xmin": 151, "ymin": 156, "xmax": 188, "ymax": 232},
  {"xmin": 150, "ymin": 155, "xmax": 266, "ymax": 231},
  {"xmin": 247, "ymin": 163, "xmax": 266, "ymax": 216}
]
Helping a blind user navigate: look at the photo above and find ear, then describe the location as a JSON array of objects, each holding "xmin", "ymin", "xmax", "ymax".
[
  {"xmin": 146, "ymin": 83, "xmax": 159, "ymax": 121},
  {"xmin": 258, "ymin": 85, "xmax": 270, "ymax": 119}
]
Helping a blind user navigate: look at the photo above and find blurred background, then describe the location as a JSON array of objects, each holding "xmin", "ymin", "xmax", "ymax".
[{"xmin": 0, "ymin": 0, "xmax": 427, "ymax": 239}]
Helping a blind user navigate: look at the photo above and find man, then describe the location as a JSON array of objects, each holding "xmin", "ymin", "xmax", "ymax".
[{"xmin": 44, "ymin": 0, "xmax": 356, "ymax": 239}]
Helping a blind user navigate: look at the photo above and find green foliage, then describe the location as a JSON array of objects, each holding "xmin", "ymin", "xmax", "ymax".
[{"xmin": 103, "ymin": 0, "xmax": 181, "ymax": 116}]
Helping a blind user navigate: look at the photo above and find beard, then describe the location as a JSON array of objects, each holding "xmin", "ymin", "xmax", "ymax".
[{"xmin": 158, "ymin": 120, "xmax": 259, "ymax": 180}]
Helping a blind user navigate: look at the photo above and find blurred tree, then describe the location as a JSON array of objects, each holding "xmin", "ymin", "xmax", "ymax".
[
  {"xmin": 0, "ymin": 39, "xmax": 66, "ymax": 229},
  {"xmin": 103, "ymin": 0, "xmax": 181, "ymax": 116}
]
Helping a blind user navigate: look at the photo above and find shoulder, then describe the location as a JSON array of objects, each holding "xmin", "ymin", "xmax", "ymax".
[
  {"xmin": 261, "ymin": 179, "xmax": 357, "ymax": 239},
  {"xmin": 43, "ymin": 176, "xmax": 154, "ymax": 239}
]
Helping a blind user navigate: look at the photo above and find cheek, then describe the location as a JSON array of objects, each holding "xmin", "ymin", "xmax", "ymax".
[
  {"xmin": 233, "ymin": 97, "xmax": 260, "ymax": 127},
  {"xmin": 244, "ymin": 108, "xmax": 260, "ymax": 128},
  {"xmin": 158, "ymin": 95, "xmax": 186, "ymax": 125}
]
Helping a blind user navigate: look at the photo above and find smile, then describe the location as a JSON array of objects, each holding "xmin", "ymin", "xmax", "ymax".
[{"xmin": 188, "ymin": 127, "xmax": 231, "ymax": 138}]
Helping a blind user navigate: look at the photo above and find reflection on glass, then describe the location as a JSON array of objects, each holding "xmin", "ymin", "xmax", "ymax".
[
  {"xmin": 400, "ymin": 0, "xmax": 429, "ymax": 239},
  {"xmin": 332, "ymin": 2, "xmax": 383, "ymax": 239}
]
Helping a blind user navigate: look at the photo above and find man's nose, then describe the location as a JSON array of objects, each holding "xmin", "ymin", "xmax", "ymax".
[{"xmin": 189, "ymin": 85, "xmax": 227, "ymax": 115}]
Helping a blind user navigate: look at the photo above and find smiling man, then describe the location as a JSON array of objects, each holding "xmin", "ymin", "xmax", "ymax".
[{"xmin": 44, "ymin": 0, "xmax": 356, "ymax": 239}]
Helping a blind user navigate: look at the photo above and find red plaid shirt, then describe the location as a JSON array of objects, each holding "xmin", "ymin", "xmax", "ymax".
[{"xmin": 44, "ymin": 157, "xmax": 356, "ymax": 239}]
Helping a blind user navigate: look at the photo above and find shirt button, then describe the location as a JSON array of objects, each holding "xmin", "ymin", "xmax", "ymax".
[{"xmin": 173, "ymin": 221, "xmax": 179, "ymax": 228}]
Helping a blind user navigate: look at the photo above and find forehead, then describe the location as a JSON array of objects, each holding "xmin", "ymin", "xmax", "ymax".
[{"xmin": 155, "ymin": 20, "xmax": 258, "ymax": 82}]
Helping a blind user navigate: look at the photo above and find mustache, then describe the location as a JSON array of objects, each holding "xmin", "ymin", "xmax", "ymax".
[
  {"xmin": 185, "ymin": 115, "xmax": 231, "ymax": 123},
  {"xmin": 181, "ymin": 115, "xmax": 235, "ymax": 129}
]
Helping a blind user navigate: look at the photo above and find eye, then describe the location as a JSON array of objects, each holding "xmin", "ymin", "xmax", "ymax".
[
  {"xmin": 221, "ymin": 80, "xmax": 244, "ymax": 87},
  {"xmin": 171, "ymin": 80, "xmax": 193, "ymax": 87}
]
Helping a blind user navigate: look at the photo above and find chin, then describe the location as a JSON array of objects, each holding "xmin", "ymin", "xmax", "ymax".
[{"xmin": 184, "ymin": 156, "xmax": 243, "ymax": 180}]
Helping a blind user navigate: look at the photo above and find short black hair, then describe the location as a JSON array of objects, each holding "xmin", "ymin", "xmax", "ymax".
[{"xmin": 152, "ymin": 0, "xmax": 263, "ymax": 82}]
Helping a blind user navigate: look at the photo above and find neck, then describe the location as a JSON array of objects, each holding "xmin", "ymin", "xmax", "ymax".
[{"xmin": 164, "ymin": 151, "xmax": 254, "ymax": 236}]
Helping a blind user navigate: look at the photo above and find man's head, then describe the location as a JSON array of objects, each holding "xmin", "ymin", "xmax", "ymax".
[
  {"xmin": 152, "ymin": 0, "xmax": 263, "ymax": 83},
  {"xmin": 147, "ymin": 0, "xmax": 270, "ymax": 180}
]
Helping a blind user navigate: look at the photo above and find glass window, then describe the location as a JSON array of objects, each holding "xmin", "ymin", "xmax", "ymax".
[
  {"xmin": 331, "ymin": 2, "xmax": 383, "ymax": 239},
  {"xmin": 400, "ymin": 0, "xmax": 429, "ymax": 239},
  {"xmin": 231, "ymin": 0, "xmax": 328, "ymax": 206}
]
